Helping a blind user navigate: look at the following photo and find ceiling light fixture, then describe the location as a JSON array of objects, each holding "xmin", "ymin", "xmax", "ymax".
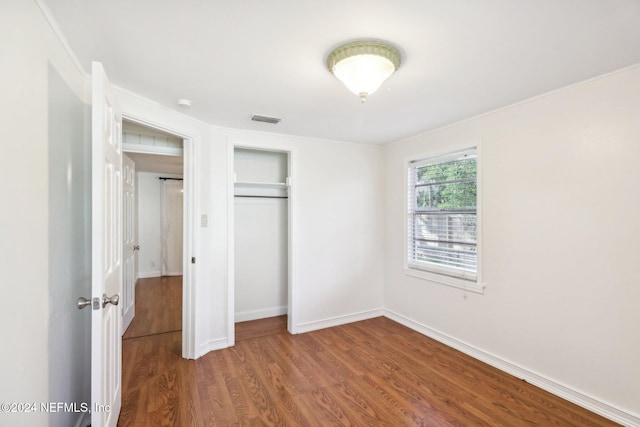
[{"xmin": 327, "ymin": 40, "xmax": 402, "ymax": 103}]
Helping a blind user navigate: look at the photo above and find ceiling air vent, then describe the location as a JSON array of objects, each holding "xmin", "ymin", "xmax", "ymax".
[{"xmin": 251, "ymin": 114, "xmax": 281, "ymax": 124}]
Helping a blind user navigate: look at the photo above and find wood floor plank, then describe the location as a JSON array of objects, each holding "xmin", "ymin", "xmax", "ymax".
[
  {"xmin": 119, "ymin": 283, "xmax": 620, "ymax": 426},
  {"xmin": 360, "ymin": 372, "xmax": 445, "ymax": 426},
  {"xmin": 236, "ymin": 315, "xmax": 287, "ymax": 342}
]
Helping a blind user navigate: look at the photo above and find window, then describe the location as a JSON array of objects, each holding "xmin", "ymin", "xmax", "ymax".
[{"xmin": 407, "ymin": 147, "xmax": 480, "ymax": 288}]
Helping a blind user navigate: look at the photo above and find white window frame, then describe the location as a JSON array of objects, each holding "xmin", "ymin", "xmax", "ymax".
[{"xmin": 404, "ymin": 142, "xmax": 484, "ymax": 294}]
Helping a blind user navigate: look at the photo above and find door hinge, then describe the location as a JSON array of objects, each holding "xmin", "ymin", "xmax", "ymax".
[
  {"xmin": 191, "ymin": 257, "xmax": 196, "ymax": 264},
  {"xmin": 92, "ymin": 297, "xmax": 100, "ymax": 310}
]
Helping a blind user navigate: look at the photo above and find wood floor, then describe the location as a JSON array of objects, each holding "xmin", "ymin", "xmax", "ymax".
[
  {"xmin": 123, "ymin": 276, "xmax": 182, "ymax": 340},
  {"xmin": 119, "ymin": 280, "xmax": 617, "ymax": 426}
]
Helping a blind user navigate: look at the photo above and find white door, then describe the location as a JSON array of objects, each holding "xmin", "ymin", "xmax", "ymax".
[
  {"xmin": 122, "ymin": 154, "xmax": 136, "ymax": 333},
  {"xmin": 91, "ymin": 61, "xmax": 122, "ymax": 427}
]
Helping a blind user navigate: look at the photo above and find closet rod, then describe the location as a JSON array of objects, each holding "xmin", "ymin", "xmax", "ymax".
[
  {"xmin": 234, "ymin": 195, "xmax": 288, "ymax": 199},
  {"xmin": 158, "ymin": 177, "xmax": 183, "ymax": 181}
]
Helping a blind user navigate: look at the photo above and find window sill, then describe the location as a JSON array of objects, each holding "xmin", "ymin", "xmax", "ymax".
[{"xmin": 403, "ymin": 267, "xmax": 485, "ymax": 294}]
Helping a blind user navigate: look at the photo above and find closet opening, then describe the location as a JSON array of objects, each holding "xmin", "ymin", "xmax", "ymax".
[{"xmin": 232, "ymin": 147, "xmax": 291, "ymax": 341}]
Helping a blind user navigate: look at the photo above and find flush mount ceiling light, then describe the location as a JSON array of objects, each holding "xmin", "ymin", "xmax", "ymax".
[{"xmin": 327, "ymin": 40, "xmax": 402, "ymax": 103}]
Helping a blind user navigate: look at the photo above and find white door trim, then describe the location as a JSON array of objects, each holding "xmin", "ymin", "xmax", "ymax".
[
  {"xmin": 226, "ymin": 144, "xmax": 235, "ymax": 346},
  {"xmin": 121, "ymin": 113, "xmax": 197, "ymax": 359}
]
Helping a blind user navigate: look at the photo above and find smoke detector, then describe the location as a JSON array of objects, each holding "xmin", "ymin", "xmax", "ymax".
[{"xmin": 177, "ymin": 99, "xmax": 192, "ymax": 108}]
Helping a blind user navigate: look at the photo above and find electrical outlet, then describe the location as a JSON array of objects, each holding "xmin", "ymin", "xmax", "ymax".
[{"xmin": 201, "ymin": 214, "xmax": 208, "ymax": 227}]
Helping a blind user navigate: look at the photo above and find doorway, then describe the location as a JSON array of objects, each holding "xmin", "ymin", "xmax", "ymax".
[{"xmin": 121, "ymin": 120, "xmax": 187, "ymax": 347}]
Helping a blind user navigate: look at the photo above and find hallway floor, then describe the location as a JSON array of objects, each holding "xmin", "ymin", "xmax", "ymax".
[{"xmin": 123, "ymin": 275, "xmax": 182, "ymax": 340}]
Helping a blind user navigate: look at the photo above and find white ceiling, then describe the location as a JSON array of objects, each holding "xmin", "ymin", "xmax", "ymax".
[{"xmin": 43, "ymin": 0, "xmax": 640, "ymax": 144}]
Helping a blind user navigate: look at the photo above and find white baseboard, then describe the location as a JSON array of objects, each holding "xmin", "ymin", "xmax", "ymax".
[
  {"xmin": 137, "ymin": 271, "xmax": 183, "ymax": 278},
  {"xmin": 235, "ymin": 306, "xmax": 287, "ymax": 323},
  {"xmin": 164, "ymin": 271, "xmax": 183, "ymax": 276},
  {"xmin": 122, "ymin": 307, "xmax": 134, "ymax": 335},
  {"xmin": 384, "ymin": 310, "xmax": 640, "ymax": 427},
  {"xmin": 198, "ymin": 309, "xmax": 383, "ymax": 357},
  {"xmin": 197, "ymin": 338, "xmax": 230, "ymax": 358},
  {"xmin": 295, "ymin": 308, "xmax": 385, "ymax": 334},
  {"xmin": 138, "ymin": 270, "xmax": 161, "ymax": 279}
]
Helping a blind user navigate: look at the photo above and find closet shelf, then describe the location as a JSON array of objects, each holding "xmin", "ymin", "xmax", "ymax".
[
  {"xmin": 234, "ymin": 181, "xmax": 288, "ymax": 198},
  {"xmin": 234, "ymin": 181, "xmax": 287, "ymax": 188}
]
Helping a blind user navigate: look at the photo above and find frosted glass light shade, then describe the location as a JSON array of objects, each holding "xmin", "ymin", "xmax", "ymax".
[{"xmin": 327, "ymin": 40, "xmax": 401, "ymax": 102}]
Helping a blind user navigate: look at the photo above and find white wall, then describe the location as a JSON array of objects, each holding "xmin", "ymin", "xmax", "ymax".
[
  {"xmin": 383, "ymin": 65, "xmax": 640, "ymax": 422},
  {"xmin": 291, "ymin": 136, "xmax": 385, "ymax": 329},
  {"xmin": 235, "ymin": 197, "xmax": 288, "ymax": 321},
  {"xmin": 0, "ymin": 1, "xmax": 90, "ymax": 426},
  {"xmin": 47, "ymin": 62, "xmax": 91, "ymax": 427},
  {"xmin": 234, "ymin": 148, "xmax": 288, "ymax": 183}
]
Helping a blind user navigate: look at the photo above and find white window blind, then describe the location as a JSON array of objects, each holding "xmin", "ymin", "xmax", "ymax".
[{"xmin": 407, "ymin": 147, "xmax": 478, "ymax": 281}]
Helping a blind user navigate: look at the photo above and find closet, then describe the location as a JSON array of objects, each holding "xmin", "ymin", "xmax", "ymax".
[{"xmin": 234, "ymin": 148, "xmax": 289, "ymax": 322}]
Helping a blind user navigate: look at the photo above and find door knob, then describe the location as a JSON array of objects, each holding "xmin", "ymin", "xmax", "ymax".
[
  {"xmin": 77, "ymin": 297, "xmax": 92, "ymax": 310},
  {"xmin": 102, "ymin": 293, "xmax": 120, "ymax": 308}
]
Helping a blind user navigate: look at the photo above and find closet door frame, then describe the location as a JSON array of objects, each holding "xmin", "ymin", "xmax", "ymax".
[{"xmin": 227, "ymin": 140, "xmax": 297, "ymax": 345}]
